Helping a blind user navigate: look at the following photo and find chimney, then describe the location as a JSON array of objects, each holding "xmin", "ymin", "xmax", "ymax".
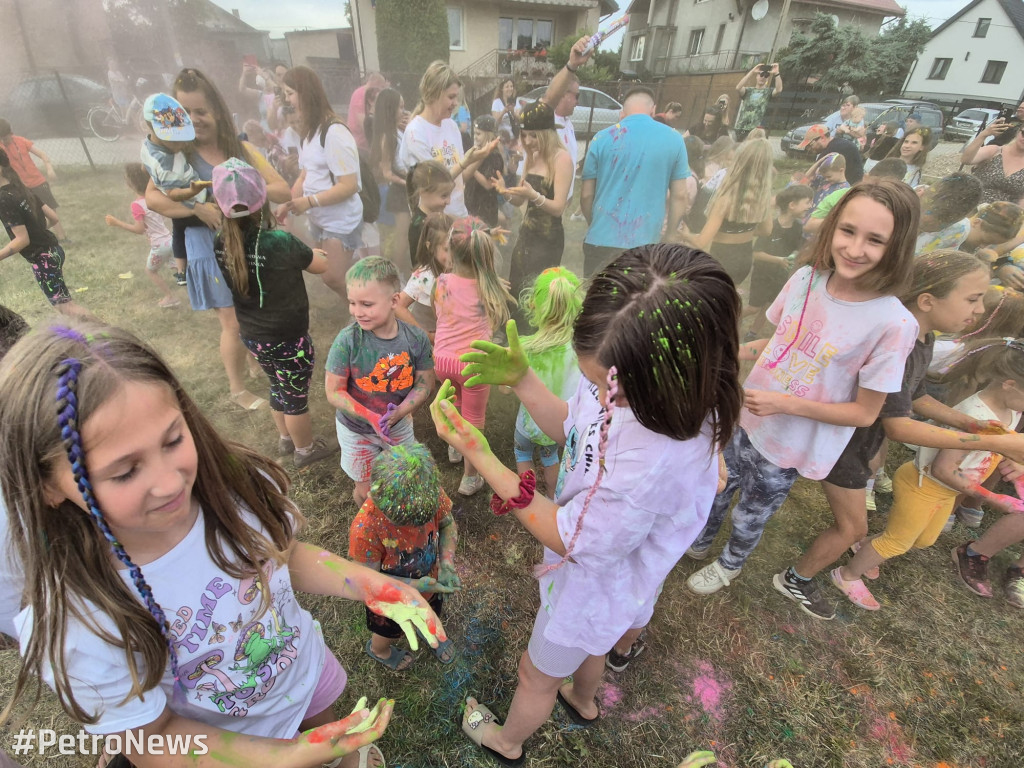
[{"xmin": 231, "ymin": 8, "xmax": 240, "ymax": 17}]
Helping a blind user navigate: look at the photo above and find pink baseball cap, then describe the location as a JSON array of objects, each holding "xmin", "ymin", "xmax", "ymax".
[{"xmin": 211, "ymin": 158, "xmax": 266, "ymax": 218}]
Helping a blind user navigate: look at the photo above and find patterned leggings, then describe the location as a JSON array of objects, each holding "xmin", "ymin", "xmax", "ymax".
[
  {"xmin": 27, "ymin": 246, "xmax": 71, "ymax": 305},
  {"xmin": 690, "ymin": 427, "xmax": 799, "ymax": 571},
  {"xmin": 241, "ymin": 333, "xmax": 315, "ymax": 414}
]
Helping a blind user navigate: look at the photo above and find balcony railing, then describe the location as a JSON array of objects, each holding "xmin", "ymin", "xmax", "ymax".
[{"xmin": 655, "ymin": 50, "xmax": 767, "ymax": 77}]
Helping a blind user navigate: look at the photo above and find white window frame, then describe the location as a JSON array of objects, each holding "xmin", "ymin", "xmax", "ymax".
[
  {"xmin": 974, "ymin": 18, "xmax": 991, "ymax": 37},
  {"xmin": 630, "ymin": 34, "xmax": 646, "ymax": 62},
  {"xmin": 447, "ymin": 6, "xmax": 465, "ymax": 51},
  {"xmin": 688, "ymin": 28, "xmax": 705, "ymax": 56},
  {"xmin": 981, "ymin": 60, "xmax": 1006, "ymax": 84},
  {"xmin": 509, "ymin": 16, "xmax": 554, "ymax": 50}
]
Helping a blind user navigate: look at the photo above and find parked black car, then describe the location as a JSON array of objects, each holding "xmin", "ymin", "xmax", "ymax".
[
  {"xmin": 781, "ymin": 102, "xmax": 944, "ymax": 159},
  {"xmin": 0, "ymin": 74, "xmax": 110, "ymax": 138}
]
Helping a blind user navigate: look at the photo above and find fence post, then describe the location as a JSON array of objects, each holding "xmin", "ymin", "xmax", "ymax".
[{"xmin": 54, "ymin": 69, "xmax": 96, "ymax": 172}]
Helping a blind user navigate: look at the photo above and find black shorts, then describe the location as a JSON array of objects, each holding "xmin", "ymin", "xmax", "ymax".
[
  {"xmin": 385, "ymin": 182, "xmax": 409, "ymax": 214},
  {"xmin": 366, "ymin": 592, "xmax": 443, "ymax": 639},
  {"xmin": 582, "ymin": 242, "xmax": 624, "ymax": 278},
  {"xmin": 29, "ymin": 182, "xmax": 58, "ymax": 210},
  {"xmin": 26, "ymin": 245, "xmax": 71, "ymax": 305},
  {"xmin": 709, "ymin": 240, "xmax": 754, "ymax": 286},
  {"xmin": 748, "ymin": 260, "xmax": 791, "ymax": 307},
  {"xmin": 823, "ymin": 423, "xmax": 885, "ymax": 490}
]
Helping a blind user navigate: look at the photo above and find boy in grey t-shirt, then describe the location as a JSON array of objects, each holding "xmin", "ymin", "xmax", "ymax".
[{"xmin": 325, "ymin": 257, "xmax": 435, "ymax": 505}]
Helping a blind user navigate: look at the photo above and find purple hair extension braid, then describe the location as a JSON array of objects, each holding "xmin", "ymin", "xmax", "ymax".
[
  {"xmin": 534, "ymin": 365, "xmax": 618, "ymax": 579},
  {"xmin": 958, "ymin": 289, "xmax": 1008, "ymax": 341},
  {"xmin": 54, "ymin": 358, "xmax": 182, "ymax": 687}
]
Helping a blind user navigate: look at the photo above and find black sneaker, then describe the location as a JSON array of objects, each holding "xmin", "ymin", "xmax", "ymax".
[
  {"xmin": 174, "ymin": 271, "xmax": 187, "ymax": 286},
  {"xmin": 772, "ymin": 570, "xmax": 836, "ymax": 620},
  {"xmin": 605, "ymin": 632, "xmax": 647, "ymax": 672}
]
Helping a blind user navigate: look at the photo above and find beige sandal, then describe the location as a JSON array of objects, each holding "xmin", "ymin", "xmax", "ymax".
[{"xmin": 229, "ymin": 390, "xmax": 266, "ymax": 411}]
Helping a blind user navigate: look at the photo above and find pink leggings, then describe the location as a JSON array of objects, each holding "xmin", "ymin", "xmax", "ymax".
[{"xmin": 435, "ymin": 353, "xmax": 490, "ymax": 428}]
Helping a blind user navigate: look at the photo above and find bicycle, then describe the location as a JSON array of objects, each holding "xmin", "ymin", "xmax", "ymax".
[{"xmin": 86, "ymin": 95, "xmax": 143, "ymax": 142}]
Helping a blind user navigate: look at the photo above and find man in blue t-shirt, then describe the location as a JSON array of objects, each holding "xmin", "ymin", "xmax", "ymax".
[{"xmin": 580, "ymin": 86, "xmax": 691, "ymax": 276}]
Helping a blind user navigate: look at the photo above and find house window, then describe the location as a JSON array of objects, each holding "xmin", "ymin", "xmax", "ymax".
[
  {"xmin": 498, "ymin": 17, "xmax": 513, "ymax": 50},
  {"xmin": 981, "ymin": 60, "xmax": 1007, "ymax": 84},
  {"xmin": 713, "ymin": 23, "xmax": 726, "ymax": 53},
  {"xmin": 630, "ymin": 35, "xmax": 646, "ymax": 62},
  {"xmin": 535, "ymin": 19, "xmax": 553, "ymax": 49},
  {"xmin": 927, "ymin": 58, "xmax": 951, "ymax": 80},
  {"xmin": 974, "ymin": 18, "xmax": 991, "ymax": 37},
  {"xmin": 688, "ymin": 28, "xmax": 705, "ymax": 56},
  {"xmin": 517, "ymin": 19, "xmax": 534, "ymax": 48},
  {"xmin": 447, "ymin": 7, "xmax": 464, "ymax": 50}
]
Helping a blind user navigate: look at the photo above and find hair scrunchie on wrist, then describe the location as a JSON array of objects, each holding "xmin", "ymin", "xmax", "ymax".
[{"xmin": 490, "ymin": 470, "xmax": 536, "ymax": 516}]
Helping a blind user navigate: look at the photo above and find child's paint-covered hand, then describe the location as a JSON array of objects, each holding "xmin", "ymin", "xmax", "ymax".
[
  {"xmin": 460, "ymin": 320, "xmax": 529, "ymax": 387},
  {"xmin": 378, "ymin": 403, "xmax": 399, "ymax": 441},
  {"xmin": 411, "ymin": 576, "xmax": 459, "ymax": 594},
  {"xmin": 431, "ymin": 380, "xmax": 491, "ymax": 457},
  {"xmin": 677, "ymin": 751, "xmax": 718, "ymax": 768},
  {"xmin": 364, "ymin": 579, "xmax": 446, "ymax": 651},
  {"xmin": 438, "ymin": 560, "xmax": 462, "ymax": 591},
  {"xmin": 299, "ymin": 697, "xmax": 393, "ymax": 758}
]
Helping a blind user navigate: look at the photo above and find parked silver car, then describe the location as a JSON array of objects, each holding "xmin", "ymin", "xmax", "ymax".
[
  {"xmin": 517, "ymin": 86, "xmax": 623, "ymax": 138},
  {"xmin": 944, "ymin": 108, "xmax": 1001, "ymax": 142}
]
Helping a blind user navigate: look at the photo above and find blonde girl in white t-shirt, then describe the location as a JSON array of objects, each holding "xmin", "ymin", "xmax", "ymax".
[
  {"xmin": 0, "ymin": 322, "xmax": 445, "ymax": 768},
  {"xmin": 688, "ymin": 180, "xmax": 922, "ymax": 596},
  {"xmin": 279, "ymin": 66, "xmax": 363, "ymax": 301}
]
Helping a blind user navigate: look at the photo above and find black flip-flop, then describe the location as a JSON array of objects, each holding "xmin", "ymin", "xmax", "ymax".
[
  {"xmin": 460, "ymin": 702, "xmax": 526, "ymax": 767},
  {"xmin": 556, "ymin": 689, "xmax": 600, "ymax": 727}
]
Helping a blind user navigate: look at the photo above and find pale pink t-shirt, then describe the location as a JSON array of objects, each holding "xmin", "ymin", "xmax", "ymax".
[
  {"xmin": 433, "ymin": 273, "xmax": 492, "ymax": 359},
  {"xmin": 744, "ymin": 266, "xmax": 918, "ymax": 480}
]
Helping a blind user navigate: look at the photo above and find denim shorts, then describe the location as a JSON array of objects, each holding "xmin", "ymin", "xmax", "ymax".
[
  {"xmin": 308, "ymin": 220, "xmax": 363, "ymax": 251},
  {"xmin": 335, "ymin": 415, "xmax": 415, "ymax": 483},
  {"xmin": 513, "ymin": 427, "xmax": 560, "ymax": 467}
]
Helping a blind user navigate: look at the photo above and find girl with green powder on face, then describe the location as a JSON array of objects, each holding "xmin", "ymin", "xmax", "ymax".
[{"xmin": 513, "ymin": 267, "xmax": 583, "ymax": 496}]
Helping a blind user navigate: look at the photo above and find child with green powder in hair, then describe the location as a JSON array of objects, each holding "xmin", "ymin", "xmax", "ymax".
[
  {"xmin": 349, "ymin": 444, "xmax": 460, "ymax": 670},
  {"xmin": 514, "ymin": 267, "xmax": 583, "ymax": 496}
]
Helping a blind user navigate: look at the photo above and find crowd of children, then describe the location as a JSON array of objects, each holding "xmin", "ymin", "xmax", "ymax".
[{"xmin": 7, "ymin": 46, "xmax": 1024, "ymax": 768}]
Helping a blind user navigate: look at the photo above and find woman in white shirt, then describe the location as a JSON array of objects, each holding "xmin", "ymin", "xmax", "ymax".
[
  {"xmin": 399, "ymin": 61, "xmax": 494, "ymax": 218},
  {"xmin": 280, "ymin": 66, "xmax": 363, "ymax": 298}
]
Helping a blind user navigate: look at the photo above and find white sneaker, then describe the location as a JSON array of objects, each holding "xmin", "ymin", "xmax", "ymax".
[
  {"xmin": 570, "ymin": 212, "xmax": 586, "ymax": 222},
  {"xmin": 685, "ymin": 544, "xmax": 712, "ymax": 560},
  {"xmin": 942, "ymin": 513, "xmax": 956, "ymax": 534},
  {"xmin": 874, "ymin": 470, "xmax": 893, "ymax": 494},
  {"xmin": 687, "ymin": 561, "xmax": 741, "ymax": 595},
  {"xmin": 458, "ymin": 474, "xmax": 486, "ymax": 496},
  {"xmin": 448, "ymin": 445, "xmax": 463, "ymax": 464}
]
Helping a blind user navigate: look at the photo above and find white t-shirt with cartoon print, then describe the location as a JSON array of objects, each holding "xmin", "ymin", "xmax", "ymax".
[
  {"xmin": 536, "ymin": 377, "xmax": 719, "ymax": 655},
  {"xmin": 14, "ymin": 508, "xmax": 325, "ymax": 737},
  {"xmin": 398, "ymin": 115, "xmax": 468, "ymax": 217}
]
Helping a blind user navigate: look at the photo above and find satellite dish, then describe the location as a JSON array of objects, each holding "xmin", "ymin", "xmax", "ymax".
[{"xmin": 751, "ymin": 0, "xmax": 769, "ymax": 21}]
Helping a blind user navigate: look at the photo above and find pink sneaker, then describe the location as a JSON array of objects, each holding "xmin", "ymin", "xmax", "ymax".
[{"xmin": 830, "ymin": 568, "xmax": 881, "ymax": 611}]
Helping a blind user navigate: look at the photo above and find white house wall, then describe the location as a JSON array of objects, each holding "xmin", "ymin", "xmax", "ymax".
[{"xmin": 904, "ymin": 0, "xmax": 1023, "ymax": 104}]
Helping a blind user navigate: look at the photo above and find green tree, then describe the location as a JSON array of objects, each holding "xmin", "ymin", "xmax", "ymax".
[
  {"xmin": 779, "ymin": 13, "xmax": 931, "ymax": 98},
  {"xmin": 374, "ymin": 0, "xmax": 449, "ymax": 75}
]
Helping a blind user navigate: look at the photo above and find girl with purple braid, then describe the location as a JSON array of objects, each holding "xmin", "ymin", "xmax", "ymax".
[
  {"xmin": 431, "ymin": 244, "xmax": 743, "ymax": 766},
  {"xmin": 0, "ymin": 321, "xmax": 447, "ymax": 768}
]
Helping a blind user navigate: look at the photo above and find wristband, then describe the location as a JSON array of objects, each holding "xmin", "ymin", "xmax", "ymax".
[
  {"xmin": 566, "ymin": 63, "xmax": 578, "ymax": 73},
  {"xmin": 490, "ymin": 470, "xmax": 536, "ymax": 516},
  {"xmin": 312, "ymin": 194, "xmax": 321, "ymax": 208}
]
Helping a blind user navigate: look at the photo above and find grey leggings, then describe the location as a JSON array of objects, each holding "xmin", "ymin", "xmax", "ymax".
[{"xmin": 691, "ymin": 427, "xmax": 799, "ymax": 571}]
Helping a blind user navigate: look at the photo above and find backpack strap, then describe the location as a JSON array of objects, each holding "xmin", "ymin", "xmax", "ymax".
[{"xmin": 319, "ymin": 118, "xmax": 353, "ymax": 187}]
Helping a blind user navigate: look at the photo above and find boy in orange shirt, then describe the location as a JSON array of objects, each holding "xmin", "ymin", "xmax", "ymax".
[{"xmin": 0, "ymin": 119, "xmax": 66, "ymax": 241}]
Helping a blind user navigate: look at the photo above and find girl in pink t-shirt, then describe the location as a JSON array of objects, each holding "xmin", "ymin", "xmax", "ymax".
[
  {"xmin": 433, "ymin": 216, "xmax": 515, "ymax": 495},
  {"xmin": 688, "ymin": 180, "xmax": 922, "ymax": 601}
]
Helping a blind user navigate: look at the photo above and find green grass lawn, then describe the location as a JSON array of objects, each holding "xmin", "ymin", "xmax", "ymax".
[{"xmin": 1, "ymin": 168, "xmax": 1022, "ymax": 768}]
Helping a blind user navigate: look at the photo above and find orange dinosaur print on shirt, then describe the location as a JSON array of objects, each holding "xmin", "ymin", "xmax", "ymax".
[{"xmin": 356, "ymin": 351, "xmax": 414, "ymax": 393}]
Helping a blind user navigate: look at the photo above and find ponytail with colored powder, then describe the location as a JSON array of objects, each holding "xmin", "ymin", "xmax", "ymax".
[{"xmin": 448, "ymin": 217, "xmax": 515, "ymax": 331}]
